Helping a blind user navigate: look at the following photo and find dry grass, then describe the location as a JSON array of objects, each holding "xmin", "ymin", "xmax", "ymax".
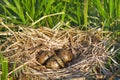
[{"xmin": 0, "ymin": 23, "xmax": 118, "ymax": 80}]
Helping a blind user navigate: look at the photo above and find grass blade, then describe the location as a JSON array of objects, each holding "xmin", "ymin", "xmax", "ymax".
[
  {"xmin": 31, "ymin": 0, "xmax": 36, "ymax": 18},
  {"xmin": 115, "ymin": 0, "xmax": 120, "ymax": 18},
  {"xmin": 83, "ymin": 0, "xmax": 88, "ymax": 27},
  {"xmin": 68, "ymin": 15, "xmax": 78, "ymax": 24},
  {"xmin": 109, "ymin": 0, "xmax": 114, "ymax": 18},
  {"xmin": 13, "ymin": 0, "xmax": 25, "ymax": 22},
  {"xmin": 4, "ymin": 0, "xmax": 25, "ymax": 23},
  {"xmin": 61, "ymin": 3, "xmax": 66, "ymax": 22},
  {"xmin": 44, "ymin": 0, "xmax": 55, "ymax": 14},
  {"xmin": 1, "ymin": 58, "xmax": 8, "ymax": 80},
  {"xmin": 92, "ymin": 0, "xmax": 107, "ymax": 19}
]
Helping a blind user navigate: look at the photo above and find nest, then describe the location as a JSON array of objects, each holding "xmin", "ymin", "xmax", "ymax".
[{"xmin": 0, "ymin": 27, "xmax": 111, "ymax": 80}]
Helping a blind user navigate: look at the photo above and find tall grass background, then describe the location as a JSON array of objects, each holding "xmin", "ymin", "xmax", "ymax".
[{"xmin": 0, "ymin": 0, "xmax": 120, "ymax": 29}]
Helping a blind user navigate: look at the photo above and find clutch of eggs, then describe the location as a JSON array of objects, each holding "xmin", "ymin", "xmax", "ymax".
[{"xmin": 36, "ymin": 49, "xmax": 73, "ymax": 69}]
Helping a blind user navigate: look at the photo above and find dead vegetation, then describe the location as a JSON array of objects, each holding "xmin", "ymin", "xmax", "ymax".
[{"xmin": 0, "ymin": 24, "xmax": 119, "ymax": 80}]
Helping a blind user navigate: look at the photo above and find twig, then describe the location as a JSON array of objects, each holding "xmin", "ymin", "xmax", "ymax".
[
  {"xmin": 8, "ymin": 59, "xmax": 34, "ymax": 76},
  {"xmin": 0, "ymin": 32, "xmax": 13, "ymax": 36},
  {"xmin": 31, "ymin": 12, "xmax": 64, "ymax": 26},
  {"xmin": 0, "ymin": 22, "xmax": 18, "ymax": 40}
]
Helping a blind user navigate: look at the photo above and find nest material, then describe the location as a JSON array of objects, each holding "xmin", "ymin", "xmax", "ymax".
[{"xmin": 0, "ymin": 27, "xmax": 110, "ymax": 79}]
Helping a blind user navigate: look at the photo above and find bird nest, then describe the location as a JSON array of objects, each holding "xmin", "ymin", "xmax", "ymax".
[{"xmin": 0, "ymin": 27, "xmax": 111, "ymax": 80}]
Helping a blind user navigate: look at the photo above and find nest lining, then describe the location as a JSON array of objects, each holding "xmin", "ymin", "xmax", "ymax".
[{"xmin": 0, "ymin": 27, "xmax": 110, "ymax": 79}]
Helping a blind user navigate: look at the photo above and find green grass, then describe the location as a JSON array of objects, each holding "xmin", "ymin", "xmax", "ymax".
[
  {"xmin": 83, "ymin": 0, "xmax": 88, "ymax": 28},
  {"xmin": 0, "ymin": 0, "xmax": 85, "ymax": 28},
  {"xmin": 0, "ymin": 0, "xmax": 119, "ymax": 30},
  {"xmin": 91, "ymin": 0, "xmax": 120, "ymax": 31},
  {"xmin": 0, "ymin": 54, "xmax": 8, "ymax": 80}
]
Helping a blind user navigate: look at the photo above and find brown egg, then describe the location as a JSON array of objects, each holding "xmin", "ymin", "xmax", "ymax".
[
  {"xmin": 45, "ymin": 57, "xmax": 61, "ymax": 69},
  {"xmin": 45, "ymin": 56, "xmax": 65, "ymax": 69},
  {"xmin": 58, "ymin": 49, "xmax": 73, "ymax": 63},
  {"xmin": 36, "ymin": 51, "xmax": 53, "ymax": 64},
  {"xmin": 53, "ymin": 56, "xmax": 65, "ymax": 67}
]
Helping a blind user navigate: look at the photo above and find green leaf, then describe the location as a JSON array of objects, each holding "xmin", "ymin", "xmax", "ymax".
[
  {"xmin": 13, "ymin": 0, "xmax": 25, "ymax": 22},
  {"xmin": 31, "ymin": 0, "xmax": 36, "ymax": 18},
  {"xmin": 109, "ymin": 0, "xmax": 114, "ymax": 18},
  {"xmin": 44, "ymin": 0, "xmax": 55, "ymax": 14},
  {"xmin": 61, "ymin": 3, "xmax": 66, "ymax": 21},
  {"xmin": 1, "ymin": 58, "xmax": 8, "ymax": 80},
  {"xmin": 83, "ymin": 0, "xmax": 88, "ymax": 27},
  {"xmin": 68, "ymin": 15, "xmax": 78, "ymax": 24},
  {"xmin": 4, "ymin": 0, "xmax": 25, "ymax": 22},
  {"xmin": 75, "ymin": 1, "xmax": 81, "ymax": 26},
  {"xmin": 115, "ymin": 0, "xmax": 120, "ymax": 18},
  {"xmin": 92, "ymin": 0, "xmax": 107, "ymax": 19}
]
